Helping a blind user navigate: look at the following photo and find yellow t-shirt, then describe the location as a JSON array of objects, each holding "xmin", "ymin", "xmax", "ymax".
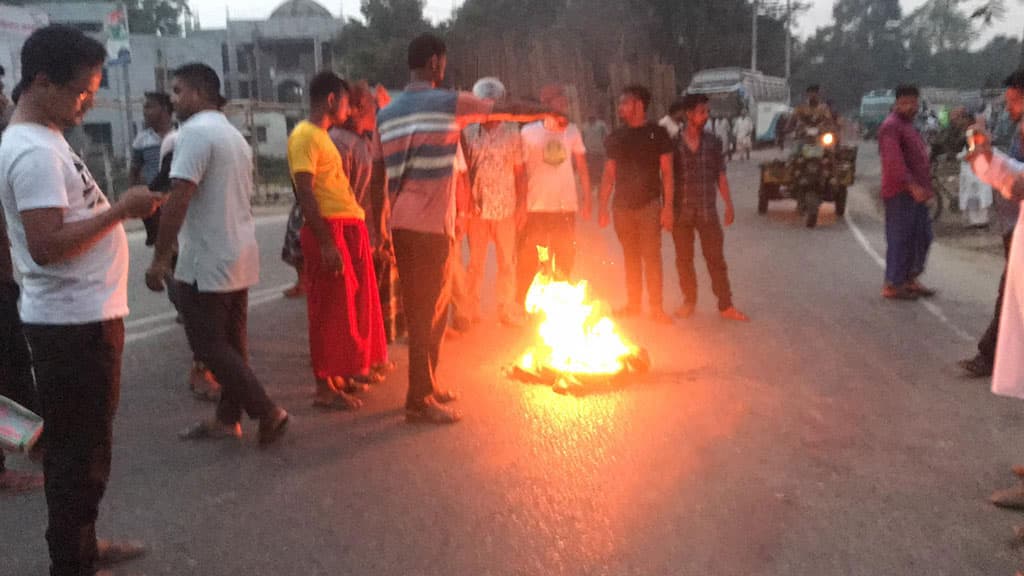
[{"xmin": 287, "ymin": 120, "xmax": 364, "ymax": 220}]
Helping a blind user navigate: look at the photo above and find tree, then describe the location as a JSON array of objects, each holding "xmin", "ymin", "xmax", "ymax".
[
  {"xmin": 126, "ymin": 0, "xmax": 191, "ymax": 36},
  {"xmin": 335, "ymin": 0, "xmax": 436, "ymax": 87},
  {"xmin": 17, "ymin": 0, "xmax": 191, "ymax": 36}
]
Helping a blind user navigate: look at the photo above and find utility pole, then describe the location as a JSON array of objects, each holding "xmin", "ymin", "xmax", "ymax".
[
  {"xmin": 751, "ymin": 0, "xmax": 759, "ymax": 72},
  {"xmin": 122, "ymin": 61, "xmax": 133, "ymax": 170},
  {"xmin": 784, "ymin": 0, "xmax": 791, "ymax": 80}
]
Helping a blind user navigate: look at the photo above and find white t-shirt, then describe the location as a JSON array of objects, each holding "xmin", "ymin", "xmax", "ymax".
[
  {"xmin": 521, "ymin": 121, "xmax": 586, "ymax": 213},
  {"xmin": 169, "ymin": 110, "xmax": 259, "ymax": 292},
  {"xmin": 0, "ymin": 124, "xmax": 129, "ymax": 324},
  {"xmin": 658, "ymin": 115, "xmax": 682, "ymax": 140}
]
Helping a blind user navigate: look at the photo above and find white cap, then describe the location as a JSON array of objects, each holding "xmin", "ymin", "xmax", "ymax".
[{"xmin": 472, "ymin": 77, "xmax": 506, "ymax": 102}]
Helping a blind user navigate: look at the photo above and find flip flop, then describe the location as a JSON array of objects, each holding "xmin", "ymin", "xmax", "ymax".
[
  {"xmin": 178, "ymin": 420, "xmax": 242, "ymax": 441},
  {"xmin": 312, "ymin": 393, "xmax": 362, "ymax": 411}
]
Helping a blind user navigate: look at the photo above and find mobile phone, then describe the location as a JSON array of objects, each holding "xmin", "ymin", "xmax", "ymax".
[
  {"xmin": 966, "ymin": 128, "xmax": 986, "ymax": 153},
  {"xmin": 966, "ymin": 128, "xmax": 977, "ymax": 153}
]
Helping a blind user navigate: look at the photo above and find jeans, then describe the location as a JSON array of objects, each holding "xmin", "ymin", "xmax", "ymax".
[
  {"xmin": 393, "ymin": 229, "xmax": 451, "ymax": 409},
  {"xmin": 613, "ymin": 201, "xmax": 664, "ymax": 311},
  {"xmin": 23, "ymin": 320, "xmax": 124, "ymax": 576},
  {"xmin": 884, "ymin": 192, "xmax": 933, "ymax": 287},
  {"xmin": 175, "ymin": 283, "xmax": 275, "ymax": 425},
  {"xmin": 0, "ymin": 281, "xmax": 37, "ymax": 474},
  {"xmin": 466, "ymin": 216, "xmax": 516, "ymax": 318},
  {"xmin": 516, "ymin": 211, "xmax": 576, "ymax": 304},
  {"xmin": 979, "ymin": 232, "xmax": 1014, "ymax": 364},
  {"xmin": 672, "ymin": 209, "xmax": 733, "ymax": 311}
]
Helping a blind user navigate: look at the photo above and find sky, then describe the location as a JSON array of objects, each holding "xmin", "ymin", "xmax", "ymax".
[{"xmin": 197, "ymin": 0, "xmax": 1023, "ymax": 44}]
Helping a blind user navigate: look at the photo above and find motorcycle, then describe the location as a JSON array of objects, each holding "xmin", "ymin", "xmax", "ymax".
[{"xmin": 758, "ymin": 127, "xmax": 857, "ymax": 228}]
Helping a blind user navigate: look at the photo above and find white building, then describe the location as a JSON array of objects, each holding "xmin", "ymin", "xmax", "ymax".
[{"xmin": 15, "ymin": 0, "xmax": 345, "ymax": 162}]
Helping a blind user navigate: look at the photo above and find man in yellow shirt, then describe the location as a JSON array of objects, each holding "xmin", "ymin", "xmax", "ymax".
[{"xmin": 288, "ymin": 71, "xmax": 387, "ymax": 411}]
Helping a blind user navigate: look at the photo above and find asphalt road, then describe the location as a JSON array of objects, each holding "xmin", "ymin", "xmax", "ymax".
[{"xmin": 5, "ymin": 144, "xmax": 1024, "ymax": 576}]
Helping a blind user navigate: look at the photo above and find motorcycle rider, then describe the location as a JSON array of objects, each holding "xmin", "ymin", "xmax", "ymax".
[{"xmin": 789, "ymin": 85, "xmax": 835, "ymax": 141}]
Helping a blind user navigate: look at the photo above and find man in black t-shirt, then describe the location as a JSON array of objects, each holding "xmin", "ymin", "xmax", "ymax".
[{"xmin": 598, "ymin": 85, "xmax": 675, "ymax": 323}]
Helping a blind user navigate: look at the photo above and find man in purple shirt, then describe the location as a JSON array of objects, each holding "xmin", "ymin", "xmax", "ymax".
[{"xmin": 878, "ymin": 84, "xmax": 936, "ymax": 300}]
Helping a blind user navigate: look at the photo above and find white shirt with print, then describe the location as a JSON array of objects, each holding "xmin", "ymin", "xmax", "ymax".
[
  {"xmin": 169, "ymin": 110, "xmax": 259, "ymax": 292},
  {"xmin": 0, "ymin": 124, "xmax": 129, "ymax": 324},
  {"xmin": 521, "ymin": 121, "xmax": 586, "ymax": 213}
]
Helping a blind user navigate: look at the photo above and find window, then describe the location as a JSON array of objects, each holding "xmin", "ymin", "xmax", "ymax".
[
  {"xmin": 221, "ymin": 44, "xmax": 230, "ymax": 73},
  {"xmin": 276, "ymin": 48, "xmax": 300, "ymax": 70},
  {"xmin": 82, "ymin": 123, "xmax": 113, "ymax": 148},
  {"xmin": 256, "ymin": 126, "xmax": 267, "ymax": 143},
  {"xmin": 277, "ymin": 81, "xmax": 303, "ymax": 104},
  {"xmin": 100, "ymin": 67, "xmax": 109, "ymax": 89},
  {"xmin": 237, "ymin": 47, "xmax": 250, "ymax": 74},
  {"xmin": 238, "ymin": 81, "xmax": 251, "ymax": 99},
  {"xmin": 154, "ymin": 67, "xmax": 168, "ymax": 92}
]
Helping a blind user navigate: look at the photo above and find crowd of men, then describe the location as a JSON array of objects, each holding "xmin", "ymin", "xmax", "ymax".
[
  {"xmin": 7, "ymin": 19, "xmax": 1024, "ymax": 576},
  {"xmin": 0, "ymin": 25, "xmax": 752, "ymax": 574}
]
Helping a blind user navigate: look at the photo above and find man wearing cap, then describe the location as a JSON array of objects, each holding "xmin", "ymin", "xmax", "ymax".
[
  {"xmin": 462, "ymin": 77, "xmax": 526, "ymax": 327},
  {"xmin": 517, "ymin": 83, "xmax": 592, "ymax": 302}
]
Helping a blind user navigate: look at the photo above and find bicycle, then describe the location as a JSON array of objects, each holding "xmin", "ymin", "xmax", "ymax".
[{"xmin": 927, "ymin": 155, "xmax": 960, "ymax": 223}]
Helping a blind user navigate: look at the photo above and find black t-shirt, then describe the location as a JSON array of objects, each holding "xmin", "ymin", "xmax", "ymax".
[{"xmin": 605, "ymin": 123, "xmax": 674, "ymax": 210}]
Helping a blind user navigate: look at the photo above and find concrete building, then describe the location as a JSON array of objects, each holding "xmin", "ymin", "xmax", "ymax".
[{"xmin": 18, "ymin": 0, "xmax": 344, "ymax": 163}]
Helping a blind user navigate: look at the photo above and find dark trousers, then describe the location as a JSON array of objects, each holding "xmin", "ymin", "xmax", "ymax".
[
  {"xmin": 979, "ymin": 232, "xmax": 1014, "ymax": 363},
  {"xmin": 884, "ymin": 192, "xmax": 933, "ymax": 287},
  {"xmin": 587, "ymin": 153, "xmax": 605, "ymax": 187},
  {"xmin": 672, "ymin": 210, "xmax": 733, "ymax": 311},
  {"xmin": 23, "ymin": 320, "xmax": 123, "ymax": 576},
  {"xmin": 613, "ymin": 201, "xmax": 664, "ymax": 311},
  {"xmin": 175, "ymin": 283, "xmax": 274, "ymax": 424},
  {"xmin": 0, "ymin": 281, "xmax": 37, "ymax": 474},
  {"xmin": 392, "ymin": 229, "xmax": 450, "ymax": 409},
  {"xmin": 516, "ymin": 211, "xmax": 576, "ymax": 304}
]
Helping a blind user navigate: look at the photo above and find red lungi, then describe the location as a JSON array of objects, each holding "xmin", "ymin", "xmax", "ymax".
[{"xmin": 300, "ymin": 219, "xmax": 388, "ymax": 379}]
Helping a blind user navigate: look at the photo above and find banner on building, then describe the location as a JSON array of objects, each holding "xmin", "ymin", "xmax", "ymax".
[{"xmin": 105, "ymin": 5, "xmax": 131, "ymax": 65}]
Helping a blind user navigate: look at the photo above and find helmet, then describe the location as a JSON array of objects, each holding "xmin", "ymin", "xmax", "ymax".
[{"xmin": 472, "ymin": 77, "xmax": 506, "ymax": 102}]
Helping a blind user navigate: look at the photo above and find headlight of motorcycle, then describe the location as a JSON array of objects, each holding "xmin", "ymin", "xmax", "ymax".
[{"xmin": 821, "ymin": 132, "xmax": 835, "ymax": 148}]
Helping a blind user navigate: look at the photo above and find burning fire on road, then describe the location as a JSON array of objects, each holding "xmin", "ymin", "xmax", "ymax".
[{"xmin": 506, "ymin": 247, "xmax": 650, "ymax": 395}]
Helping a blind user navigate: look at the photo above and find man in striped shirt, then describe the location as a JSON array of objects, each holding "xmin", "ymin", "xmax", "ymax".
[{"xmin": 377, "ymin": 33, "xmax": 554, "ymax": 424}]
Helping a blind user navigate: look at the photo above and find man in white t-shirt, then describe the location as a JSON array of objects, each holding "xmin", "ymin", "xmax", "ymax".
[
  {"xmin": 658, "ymin": 100, "xmax": 687, "ymax": 141},
  {"xmin": 145, "ymin": 63, "xmax": 289, "ymax": 446},
  {"xmin": 516, "ymin": 84, "xmax": 591, "ymax": 305},
  {"xmin": 0, "ymin": 25, "xmax": 163, "ymax": 576}
]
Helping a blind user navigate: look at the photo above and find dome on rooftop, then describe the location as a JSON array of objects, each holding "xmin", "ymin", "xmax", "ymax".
[{"xmin": 270, "ymin": 0, "xmax": 332, "ymax": 19}]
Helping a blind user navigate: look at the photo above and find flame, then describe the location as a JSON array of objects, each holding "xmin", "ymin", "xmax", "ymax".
[{"xmin": 516, "ymin": 247, "xmax": 638, "ymax": 376}]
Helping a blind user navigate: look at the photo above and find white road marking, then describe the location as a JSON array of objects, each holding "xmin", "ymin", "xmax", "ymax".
[
  {"xmin": 125, "ymin": 282, "xmax": 295, "ymax": 344},
  {"xmin": 846, "ymin": 214, "xmax": 974, "ymax": 342}
]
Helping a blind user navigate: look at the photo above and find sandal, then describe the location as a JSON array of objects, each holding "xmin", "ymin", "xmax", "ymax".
[
  {"xmin": 312, "ymin": 392, "xmax": 362, "ymax": 411},
  {"xmin": 282, "ymin": 284, "xmax": 305, "ymax": 299},
  {"xmin": 178, "ymin": 420, "xmax": 242, "ymax": 441},
  {"xmin": 343, "ymin": 380, "xmax": 371, "ymax": 394},
  {"xmin": 371, "ymin": 361, "xmax": 396, "ymax": 376},
  {"xmin": 433, "ymin": 389, "xmax": 459, "ymax": 403},
  {"xmin": 406, "ymin": 396, "xmax": 461, "ymax": 424},
  {"xmin": 258, "ymin": 408, "xmax": 289, "ymax": 447},
  {"xmin": 0, "ymin": 469, "xmax": 44, "ymax": 493},
  {"xmin": 96, "ymin": 539, "xmax": 147, "ymax": 567}
]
